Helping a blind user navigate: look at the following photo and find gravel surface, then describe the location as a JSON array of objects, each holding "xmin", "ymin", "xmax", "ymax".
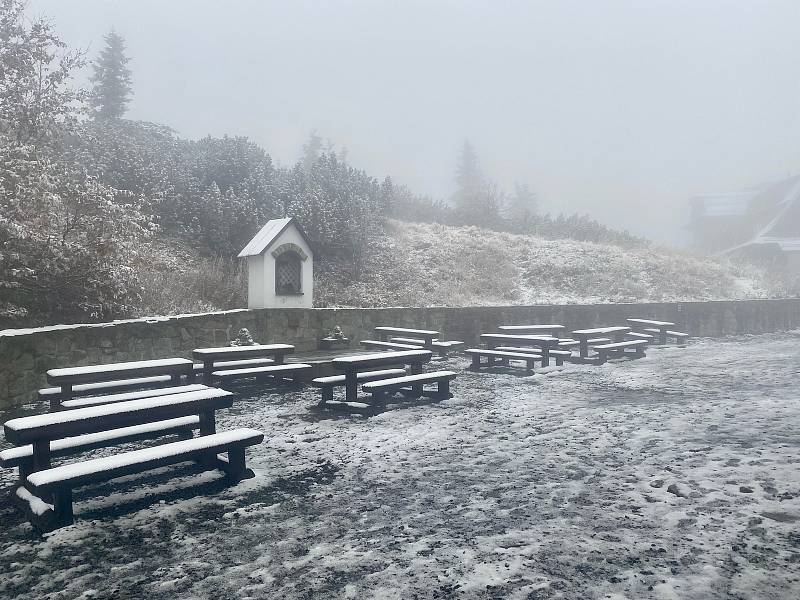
[{"xmin": 1, "ymin": 332, "xmax": 799, "ymax": 599}]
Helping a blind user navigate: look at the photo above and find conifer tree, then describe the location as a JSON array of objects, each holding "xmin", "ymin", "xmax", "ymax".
[{"xmin": 90, "ymin": 30, "xmax": 133, "ymax": 119}]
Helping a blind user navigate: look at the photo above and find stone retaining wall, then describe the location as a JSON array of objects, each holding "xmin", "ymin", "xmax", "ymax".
[{"xmin": 1, "ymin": 299, "xmax": 799, "ymax": 410}]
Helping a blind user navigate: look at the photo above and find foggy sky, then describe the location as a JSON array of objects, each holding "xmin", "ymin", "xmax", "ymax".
[{"xmin": 27, "ymin": 0, "xmax": 800, "ymax": 245}]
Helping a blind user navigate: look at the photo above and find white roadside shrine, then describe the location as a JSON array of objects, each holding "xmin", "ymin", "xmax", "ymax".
[{"xmin": 238, "ymin": 217, "xmax": 314, "ymax": 309}]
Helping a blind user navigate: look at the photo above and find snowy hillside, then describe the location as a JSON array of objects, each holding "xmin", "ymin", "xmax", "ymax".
[{"xmin": 315, "ymin": 220, "xmax": 770, "ymax": 307}]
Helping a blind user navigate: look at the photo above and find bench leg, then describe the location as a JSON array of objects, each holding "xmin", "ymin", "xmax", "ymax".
[
  {"xmin": 659, "ymin": 330, "xmax": 667, "ymax": 345},
  {"xmin": 320, "ymin": 386, "xmax": 333, "ymax": 406},
  {"xmin": 32, "ymin": 441, "xmax": 52, "ymax": 502},
  {"xmin": 53, "ymin": 488, "xmax": 74, "ymax": 528},
  {"xmin": 470, "ymin": 355, "xmax": 481, "ymax": 370},
  {"xmin": 597, "ymin": 351, "xmax": 607, "ymax": 365},
  {"xmin": 203, "ymin": 360, "xmax": 213, "ymax": 385},
  {"xmin": 225, "ymin": 447, "xmax": 252, "ymax": 482},
  {"xmin": 411, "ymin": 383, "xmax": 423, "ymax": 397},
  {"xmin": 438, "ymin": 379, "xmax": 450, "ymax": 397},
  {"xmin": 555, "ymin": 356, "xmax": 564, "ymax": 366}
]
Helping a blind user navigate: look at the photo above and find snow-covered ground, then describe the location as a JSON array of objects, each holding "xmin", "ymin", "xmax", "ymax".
[{"xmin": 1, "ymin": 333, "xmax": 799, "ymax": 599}]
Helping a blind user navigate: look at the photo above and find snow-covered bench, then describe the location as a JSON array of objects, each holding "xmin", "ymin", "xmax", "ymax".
[
  {"xmin": 494, "ymin": 346, "xmax": 571, "ymax": 366},
  {"xmin": 642, "ymin": 328, "xmax": 689, "ymax": 345},
  {"xmin": 27, "ymin": 428, "xmax": 263, "ymax": 531},
  {"xmin": 465, "ymin": 349, "xmax": 541, "ymax": 371},
  {"xmin": 44, "ymin": 358, "xmax": 196, "ymax": 410},
  {"xmin": 212, "ymin": 363, "xmax": 312, "ymax": 384},
  {"xmin": 374, "ymin": 326, "xmax": 439, "ymax": 348},
  {"xmin": 311, "ymin": 368, "xmax": 406, "ymax": 406},
  {"xmin": 2, "ymin": 387, "xmax": 244, "ymax": 530},
  {"xmin": 360, "ymin": 340, "xmax": 422, "ymax": 351},
  {"xmin": 361, "ymin": 371, "xmax": 457, "ymax": 403},
  {"xmin": 388, "ymin": 337, "xmax": 465, "ymax": 357},
  {"xmin": 593, "ymin": 340, "xmax": 648, "ymax": 363},
  {"xmin": 627, "ymin": 319, "xmax": 689, "ymax": 345},
  {"xmin": 193, "ymin": 344, "xmax": 295, "ymax": 384},
  {"xmin": 626, "ymin": 331, "xmax": 655, "ymax": 342}
]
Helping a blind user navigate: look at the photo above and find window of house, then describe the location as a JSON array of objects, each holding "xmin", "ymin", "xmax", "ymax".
[{"xmin": 275, "ymin": 251, "xmax": 302, "ymax": 294}]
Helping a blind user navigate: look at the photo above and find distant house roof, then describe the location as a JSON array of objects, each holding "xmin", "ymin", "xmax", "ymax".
[
  {"xmin": 238, "ymin": 217, "xmax": 312, "ymax": 258},
  {"xmin": 689, "ymin": 192, "xmax": 755, "ymax": 218},
  {"xmin": 722, "ymin": 175, "xmax": 800, "ymax": 255}
]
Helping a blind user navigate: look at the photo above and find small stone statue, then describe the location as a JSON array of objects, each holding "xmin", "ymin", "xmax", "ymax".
[
  {"xmin": 230, "ymin": 328, "xmax": 257, "ymax": 346},
  {"xmin": 320, "ymin": 325, "xmax": 350, "ymax": 350}
]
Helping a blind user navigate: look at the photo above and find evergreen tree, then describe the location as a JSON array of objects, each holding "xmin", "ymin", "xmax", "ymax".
[
  {"xmin": 507, "ymin": 182, "xmax": 538, "ymax": 231},
  {"xmin": 90, "ymin": 30, "xmax": 133, "ymax": 119},
  {"xmin": 453, "ymin": 140, "xmax": 483, "ymax": 215},
  {"xmin": 301, "ymin": 130, "xmax": 323, "ymax": 174}
]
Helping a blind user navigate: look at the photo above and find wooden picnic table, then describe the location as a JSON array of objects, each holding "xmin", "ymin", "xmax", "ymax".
[
  {"xmin": 571, "ymin": 326, "xmax": 631, "ymax": 358},
  {"xmin": 332, "ymin": 349, "xmax": 433, "ymax": 403},
  {"xmin": 46, "ymin": 358, "xmax": 195, "ymax": 401},
  {"xmin": 192, "ymin": 344, "xmax": 295, "ymax": 384},
  {"xmin": 374, "ymin": 327, "xmax": 439, "ymax": 349},
  {"xmin": 497, "ymin": 325, "xmax": 565, "ymax": 338},
  {"xmin": 480, "ymin": 333, "xmax": 560, "ymax": 366},
  {"xmin": 627, "ymin": 318, "xmax": 675, "ymax": 345}
]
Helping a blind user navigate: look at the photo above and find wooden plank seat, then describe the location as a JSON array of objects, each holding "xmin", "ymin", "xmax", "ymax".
[
  {"xmin": 492, "ymin": 347, "xmax": 572, "ymax": 366},
  {"xmin": 374, "ymin": 327, "xmax": 439, "ymax": 347},
  {"xmin": 642, "ymin": 328, "xmax": 689, "ymax": 344},
  {"xmin": 192, "ymin": 358, "xmax": 274, "ymax": 373},
  {"xmin": 361, "ymin": 371, "xmax": 457, "ymax": 402},
  {"xmin": 626, "ymin": 331, "xmax": 655, "ymax": 342},
  {"xmin": 593, "ymin": 340, "xmax": 648, "ymax": 363},
  {"xmin": 60, "ymin": 384, "xmax": 209, "ymax": 410},
  {"xmin": 311, "ymin": 368, "xmax": 407, "ymax": 405},
  {"xmin": 38, "ymin": 375, "xmax": 174, "ymax": 403},
  {"xmin": 45, "ymin": 358, "xmax": 195, "ymax": 410},
  {"xmin": 465, "ymin": 349, "xmax": 540, "ymax": 371},
  {"xmin": 389, "ymin": 337, "xmax": 465, "ymax": 357},
  {"xmin": 498, "ymin": 324, "xmax": 565, "ymax": 337},
  {"xmin": 360, "ymin": 340, "xmax": 421, "ymax": 351},
  {"xmin": 212, "ymin": 363, "xmax": 312, "ymax": 384},
  {"xmin": 26, "ymin": 428, "xmax": 264, "ymax": 530}
]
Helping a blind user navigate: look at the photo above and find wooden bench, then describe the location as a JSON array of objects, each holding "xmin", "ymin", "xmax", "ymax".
[
  {"xmin": 626, "ymin": 331, "xmax": 655, "ymax": 342},
  {"xmin": 374, "ymin": 327, "xmax": 439, "ymax": 349},
  {"xmin": 479, "ymin": 333, "xmax": 561, "ymax": 366},
  {"xmin": 192, "ymin": 344, "xmax": 295, "ymax": 384},
  {"xmin": 360, "ymin": 340, "xmax": 421, "ymax": 351},
  {"xmin": 45, "ymin": 358, "xmax": 195, "ymax": 410},
  {"xmin": 27, "ymin": 428, "xmax": 263, "ymax": 530},
  {"xmin": 38, "ymin": 374, "xmax": 175, "ymax": 404},
  {"xmin": 627, "ymin": 318, "xmax": 688, "ymax": 345},
  {"xmin": 465, "ymin": 349, "xmax": 540, "ymax": 371},
  {"xmin": 212, "ymin": 363, "xmax": 312, "ymax": 384},
  {"xmin": 3, "ymin": 387, "xmax": 248, "ymax": 530},
  {"xmin": 498, "ymin": 324, "xmax": 565, "ymax": 338},
  {"xmin": 331, "ymin": 350, "xmax": 433, "ymax": 404},
  {"xmin": 60, "ymin": 384, "xmax": 209, "ymax": 410},
  {"xmin": 311, "ymin": 368, "xmax": 406, "ymax": 405},
  {"xmin": 642, "ymin": 328, "xmax": 690, "ymax": 345},
  {"xmin": 192, "ymin": 357, "xmax": 274, "ymax": 374},
  {"xmin": 571, "ymin": 327, "xmax": 630, "ymax": 359},
  {"xmin": 362, "ymin": 371, "xmax": 457, "ymax": 403},
  {"xmin": 495, "ymin": 346, "xmax": 572, "ymax": 366},
  {"xmin": 388, "ymin": 337, "xmax": 465, "ymax": 357},
  {"xmin": 593, "ymin": 339, "xmax": 648, "ymax": 363}
]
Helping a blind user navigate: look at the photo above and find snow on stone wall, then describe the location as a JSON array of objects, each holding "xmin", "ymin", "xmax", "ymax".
[{"xmin": 1, "ymin": 299, "xmax": 799, "ymax": 410}]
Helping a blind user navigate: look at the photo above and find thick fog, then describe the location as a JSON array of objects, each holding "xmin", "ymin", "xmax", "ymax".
[{"xmin": 28, "ymin": 0, "xmax": 800, "ymax": 245}]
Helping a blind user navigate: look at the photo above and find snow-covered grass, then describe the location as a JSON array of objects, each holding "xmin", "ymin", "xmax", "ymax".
[
  {"xmin": 316, "ymin": 220, "xmax": 772, "ymax": 307},
  {"xmin": 1, "ymin": 332, "xmax": 799, "ymax": 598}
]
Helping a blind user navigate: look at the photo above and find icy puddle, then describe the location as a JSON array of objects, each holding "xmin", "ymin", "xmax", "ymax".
[{"xmin": 1, "ymin": 332, "xmax": 799, "ymax": 599}]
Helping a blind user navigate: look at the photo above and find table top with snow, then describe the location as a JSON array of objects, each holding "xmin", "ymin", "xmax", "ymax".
[
  {"xmin": 332, "ymin": 349, "xmax": 433, "ymax": 369},
  {"xmin": 571, "ymin": 325, "xmax": 631, "ymax": 336},
  {"xmin": 192, "ymin": 344, "xmax": 295, "ymax": 358},
  {"xmin": 1, "ymin": 332, "xmax": 798, "ymax": 599},
  {"xmin": 627, "ymin": 318, "xmax": 675, "ymax": 328},
  {"xmin": 47, "ymin": 358, "xmax": 193, "ymax": 379},
  {"xmin": 374, "ymin": 326, "xmax": 439, "ymax": 337}
]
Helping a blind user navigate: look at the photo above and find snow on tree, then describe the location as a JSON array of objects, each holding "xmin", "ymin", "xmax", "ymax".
[
  {"xmin": 90, "ymin": 29, "xmax": 133, "ymax": 120},
  {"xmin": 0, "ymin": 0, "xmax": 85, "ymax": 144}
]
